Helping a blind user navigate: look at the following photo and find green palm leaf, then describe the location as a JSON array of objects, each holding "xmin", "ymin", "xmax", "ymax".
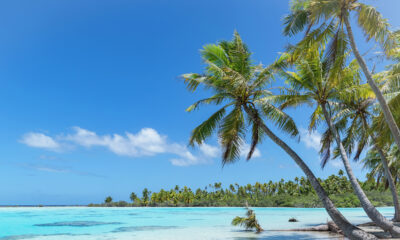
[
  {"xmin": 219, "ymin": 105, "xmax": 245, "ymax": 165},
  {"xmin": 189, "ymin": 107, "xmax": 227, "ymax": 146}
]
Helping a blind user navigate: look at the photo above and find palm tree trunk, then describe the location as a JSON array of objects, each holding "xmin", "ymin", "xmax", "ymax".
[
  {"xmin": 360, "ymin": 115, "xmax": 400, "ymax": 222},
  {"xmin": 243, "ymin": 105, "xmax": 377, "ymax": 240},
  {"xmin": 320, "ymin": 103, "xmax": 400, "ymax": 237},
  {"xmin": 344, "ymin": 16, "xmax": 400, "ymax": 155},
  {"xmin": 370, "ymin": 134, "xmax": 400, "ymax": 222}
]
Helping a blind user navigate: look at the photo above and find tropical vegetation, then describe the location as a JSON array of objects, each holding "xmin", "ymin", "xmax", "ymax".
[{"xmin": 91, "ymin": 171, "xmax": 398, "ymax": 208}]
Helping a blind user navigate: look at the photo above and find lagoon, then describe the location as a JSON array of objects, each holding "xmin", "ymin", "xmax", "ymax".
[{"xmin": 0, "ymin": 207, "xmax": 395, "ymax": 239}]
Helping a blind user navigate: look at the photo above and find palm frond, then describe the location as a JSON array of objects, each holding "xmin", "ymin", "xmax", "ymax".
[
  {"xmin": 189, "ymin": 106, "xmax": 227, "ymax": 146},
  {"xmin": 308, "ymin": 0, "xmax": 340, "ymax": 23},
  {"xmin": 283, "ymin": 8, "xmax": 310, "ymax": 37},
  {"xmin": 182, "ymin": 73, "xmax": 207, "ymax": 92},
  {"xmin": 201, "ymin": 44, "xmax": 230, "ymax": 68},
  {"xmin": 186, "ymin": 93, "xmax": 232, "ymax": 112},
  {"xmin": 219, "ymin": 105, "xmax": 245, "ymax": 165},
  {"xmin": 324, "ymin": 27, "xmax": 349, "ymax": 74},
  {"xmin": 274, "ymin": 91, "xmax": 314, "ymax": 110},
  {"xmin": 219, "ymin": 31, "xmax": 252, "ymax": 79},
  {"xmin": 231, "ymin": 216, "xmax": 247, "ymax": 226},
  {"xmin": 356, "ymin": 3, "xmax": 399, "ymax": 56},
  {"xmin": 251, "ymin": 65, "xmax": 274, "ymax": 90},
  {"xmin": 289, "ymin": 21, "xmax": 336, "ymax": 60},
  {"xmin": 258, "ymin": 100, "xmax": 299, "ymax": 137},
  {"xmin": 309, "ymin": 105, "xmax": 323, "ymax": 131}
]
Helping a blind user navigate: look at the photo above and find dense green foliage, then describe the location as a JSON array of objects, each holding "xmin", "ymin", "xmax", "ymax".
[{"xmin": 90, "ymin": 171, "xmax": 399, "ymax": 208}]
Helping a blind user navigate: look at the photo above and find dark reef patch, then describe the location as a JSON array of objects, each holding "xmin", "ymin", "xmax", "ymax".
[
  {"xmin": 34, "ymin": 221, "xmax": 122, "ymax": 227},
  {"xmin": 112, "ymin": 225, "xmax": 180, "ymax": 232},
  {"xmin": 0, "ymin": 233, "xmax": 90, "ymax": 240}
]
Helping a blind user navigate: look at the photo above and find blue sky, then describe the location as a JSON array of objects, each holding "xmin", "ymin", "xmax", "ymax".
[{"xmin": 0, "ymin": 0, "xmax": 399, "ymax": 205}]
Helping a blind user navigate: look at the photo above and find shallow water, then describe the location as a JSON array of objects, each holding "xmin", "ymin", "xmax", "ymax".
[{"xmin": 0, "ymin": 207, "xmax": 395, "ymax": 239}]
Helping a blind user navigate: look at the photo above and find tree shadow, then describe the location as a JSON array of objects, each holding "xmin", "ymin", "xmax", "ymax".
[{"xmin": 233, "ymin": 231, "xmax": 344, "ymax": 240}]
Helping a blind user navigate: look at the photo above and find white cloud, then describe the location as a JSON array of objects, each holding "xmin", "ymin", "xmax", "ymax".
[
  {"xmin": 329, "ymin": 159, "xmax": 343, "ymax": 168},
  {"xmin": 197, "ymin": 142, "xmax": 262, "ymax": 160},
  {"xmin": 299, "ymin": 128, "xmax": 343, "ymax": 168},
  {"xmin": 22, "ymin": 164, "xmax": 106, "ymax": 178},
  {"xmin": 65, "ymin": 127, "xmax": 166, "ymax": 157},
  {"xmin": 240, "ymin": 143, "xmax": 261, "ymax": 158},
  {"xmin": 20, "ymin": 127, "xmax": 262, "ymax": 167},
  {"xmin": 21, "ymin": 127, "xmax": 216, "ymax": 167},
  {"xmin": 64, "ymin": 127, "xmax": 204, "ymax": 165},
  {"xmin": 170, "ymin": 142, "xmax": 262, "ymax": 166},
  {"xmin": 199, "ymin": 144, "xmax": 219, "ymax": 158},
  {"xmin": 300, "ymin": 128, "xmax": 321, "ymax": 152},
  {"xmin": 167, "ymin": 143, "xmax": 205, "ymax": 166},
  {"xmin": 170, "ymin": 157, "xmax": 202, "ymax": 167},
  {"xmin": 20, "ymin": 133, "xmax": 60, "ymax": 150},
  {"xmin": 34, "ymin": 166, "xmax": 68, "ymax": 173}
]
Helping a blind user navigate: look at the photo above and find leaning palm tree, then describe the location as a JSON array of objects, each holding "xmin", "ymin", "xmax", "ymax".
[
  {"xmin": 183, "ymin": 31, "xmax": 376, "ymax": 239},
  {"xmin": 373, "ymin": 55, "xmax": 400, "ymax": 149},
  {"xmin": 275, "ymin": 47, "xmax": 400, "ymax": 236},
  {"xmin": 363, "ymin": 145, "xmax": 400, "ymax": 194},
  {"xmin": 232, "ymin": 206, "xmax": 263, "ymax": 233},
  {"xmin": 319, "ymin": 84, "xmax": 400, "ymax": 222},
  {"xmin": 283, "ymin": 0, "xmax": 400, "ymax": 157}
]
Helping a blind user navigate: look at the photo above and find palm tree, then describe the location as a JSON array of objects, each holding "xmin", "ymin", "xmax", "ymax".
[
  {"xmin": 130, "ymin": 192, "xmax": 138, "ymax": 203},
  {"xmin": 232, "ymin": 206, "xmax": 263, "ymax": 233},
  {"xmin": 275, "ymin": 47, "xmax": 400, "ymax": 236},
  {"xmin": 364, "ymin": 144, "xmax": 400, "ymax": 183},
  {"xmin": 142, "ymin": 188, "xmax": 150, "ymax": 206},
  {"xmin": 284, "ymin": 0, "xmax": 400, "ymax": 157},
  {"xmin": 104, "ymin": 196, "xmax": 112, "ymax": 204},
  {"xmin": 319, "ymin": 83, "xmax": 400, "ymax": 221},
  {"xmin": 183, "ymin": 31, "xmax": 376, "ymax": 239},
  {"xmin": 373, "ymin": 55, "xmax": 400, "ymax": 148}
]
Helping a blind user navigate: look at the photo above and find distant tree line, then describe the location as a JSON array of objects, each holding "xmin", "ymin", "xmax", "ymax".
[{"xmin": 89, "ymin": 171, "xmax": 399, "ymax": 208}]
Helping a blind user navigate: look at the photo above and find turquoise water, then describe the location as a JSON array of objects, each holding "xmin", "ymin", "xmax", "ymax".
[{"xmin": 0, "ymin": 207, "xmax": 395, "ymax": 239}]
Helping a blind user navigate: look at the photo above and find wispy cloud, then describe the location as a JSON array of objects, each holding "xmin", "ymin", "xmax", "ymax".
[
  {"xmin": 299, "ymin": 128, "xmax": 345, "ymax": 169},
  {"xmin": 22, "ymin": 164, "xmax": 106, "ymax": 178},
  {"xmin": 199, "ymin": 144, "xmax": 219, "ymax": 158},
  {"xmin": 329, "ymin": 159, "xmax": 343, "ymax": 168},
  {"xmin": 34, "ymin": 166, "xmax": 68, "ymax": 173},
  {"xmin": 300, "ymin": 128, "xmax": 322, "ymax": 152},
  {"xmin": 169, "ymin": 142, "xmax": 262, "ymax": 166},
  {"xmin": 20, "ymin": 127, "xmax": 262, "ymax": 167},
  {"xmin": 39, "ymin": 155, "xmax": 60, "ymax": 161},
  {"xmin": 20, "ymin": 133, "xmax": 60, "ymax": 150},
  {"xmin": 240, "ymin": 143, "xmax": 261, "ymax": 158}
]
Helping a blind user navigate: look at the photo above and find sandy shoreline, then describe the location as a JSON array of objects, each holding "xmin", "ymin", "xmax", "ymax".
[{"xmin": 358, "ymin": 225, "xmax": 400, "ymax": 239}]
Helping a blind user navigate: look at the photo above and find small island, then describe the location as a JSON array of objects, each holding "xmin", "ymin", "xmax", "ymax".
[{"xmin": 90, "ymin": 171, "xmax": 396, "ymax": 208}]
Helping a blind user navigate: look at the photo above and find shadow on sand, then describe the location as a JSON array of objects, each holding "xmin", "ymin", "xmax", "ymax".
[{"xmin": 233, "ymin": 231, "xmax": 344, "ymax": 240}]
